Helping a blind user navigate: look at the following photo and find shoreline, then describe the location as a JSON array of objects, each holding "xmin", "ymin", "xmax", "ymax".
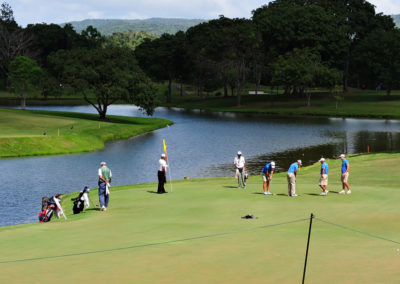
[{"xmin": 0, "ymin": 108, "xmax": 173, "ymax": 159}]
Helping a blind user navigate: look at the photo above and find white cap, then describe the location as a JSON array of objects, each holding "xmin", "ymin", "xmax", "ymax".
[
  {"xmin": 237, "ymin": 151, "xmax": 242, "ymax": 155},
  {"xmin": 340, "ymin": 154, "xmax": 345, "ymax": 158},
  {"xmin": 319, "ymin": 158, "xmax": 325, "ymax": 162},
  {"xmin": 297, "ymin": 160, "xmax": 302, "ymax": 165},
  {"xmin": 100, "ymin": 161, "xmax": 106, "ymax": 166},
  {"xmin": 161, "ymin": 153, "xmax": 166, "ymax": 158},
  {"xmin": 271, "ymin": 161, "xmax": 275, "ymax": 168}
]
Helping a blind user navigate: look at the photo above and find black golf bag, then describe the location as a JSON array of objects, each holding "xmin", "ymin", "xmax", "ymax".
[
  {"xmin": 71, "ymin": 192, "xmax": 85, "ymax": 214},
  {"xmin": 71, "ymin": 187, "xmax": 90, "ymax": 214}
]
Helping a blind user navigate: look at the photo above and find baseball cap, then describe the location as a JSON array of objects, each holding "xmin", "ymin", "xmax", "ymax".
[
  {"xmin": 161, "ymin": 153, "xmax": 166, "ymax": 158},
  {"xmin": 319, "ymin": 158, "xmax": 325, "ymax": 162},
  {"xmin": 237, "ymin": 151, "xmax": 242, "ymax": 155},
  {"xmin": 339, "ymin": 154, "xmax": 345, "ymax": 158},
  {"xmin": 271, "ymin": 161, "xmax": 276, "ymax": 168},
  {"xmin": 100, "ymin": 161, "xmax": 106, "ymax": 166},
  {"xmin": 297, "ymin": 160, "xmax": 302, "ymax": 165}
]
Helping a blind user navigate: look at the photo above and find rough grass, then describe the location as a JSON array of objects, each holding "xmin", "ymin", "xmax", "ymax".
[
  {"xmin": 0, "ymin": 153, "xmax": 399, "ymax": 283},
  {"xmin": 0, "ymin": 108, "xmax": 172, "ymax": 158}
]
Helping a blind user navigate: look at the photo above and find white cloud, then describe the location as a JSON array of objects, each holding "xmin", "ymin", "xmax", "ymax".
[{"xmin": 368, "ymin": 0, "xmax": 400, "ymax": 15}]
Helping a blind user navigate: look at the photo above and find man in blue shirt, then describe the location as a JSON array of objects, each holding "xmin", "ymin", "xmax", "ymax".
[
  {"xmin": 287, "ymin": 160, "xmax": 302, "ymax": 197},
  {"xmin": 318, "ymin": 158, "xmax": 329, "ymax": 196},
  {"xmin": 339, "ymin": 154, "xmax": 351, "ymax": 194},
  {"xmin": 261, "ymin": 161, "xmax": 275, "ymax": 195}
]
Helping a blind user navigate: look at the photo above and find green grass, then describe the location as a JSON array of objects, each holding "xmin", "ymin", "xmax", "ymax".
[
  {"xmin": 157, "ymin": 85, "xmax": 400, "ymax": 119},
  {"xmin": 0, "ymin": 108, "xmax": 172, "ymax": 158},
  {"xmin": 0, "ymin": 153, "xmax": 399, "ymax": 283}
]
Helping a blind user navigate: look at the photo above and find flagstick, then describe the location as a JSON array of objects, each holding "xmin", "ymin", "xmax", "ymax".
[{"xmin": 167, "ymin": 157, "xmax": 173, "ymax": 192}]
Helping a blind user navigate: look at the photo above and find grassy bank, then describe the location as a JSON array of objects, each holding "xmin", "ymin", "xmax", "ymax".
[
  {"xmin": 159, "ymin": 87, "xmax": 400, "ymax": 119},
  {"xmin": 0, "ymin": 108, "xmax": 172, "ymax": 158},
  {"xmin": 0, "ymin": 153, "xmax": 399, "ymax": 283}
]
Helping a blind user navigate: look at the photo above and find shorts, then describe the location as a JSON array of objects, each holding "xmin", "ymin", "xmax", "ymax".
[
  {"xmin": 319, "ymin": 174, "xmax": 328, "ymax": 186},
  {"xmin": 262, "ymin": 173, "xmax": 271, "ymax": 182},
  {"xmin": 341, "ymin": 172, "xmax": 349, "ymax": 183}
]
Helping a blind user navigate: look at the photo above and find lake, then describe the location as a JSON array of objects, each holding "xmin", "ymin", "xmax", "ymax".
[{"xmin": 1, "ymin": 105, "xmax": 400, "ymax": 226}]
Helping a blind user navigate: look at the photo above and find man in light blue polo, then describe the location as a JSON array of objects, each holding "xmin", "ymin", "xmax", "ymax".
[
  {"xmin": 339, "ymin": 154, "xmax": 351, "ymax": 194},
  {"xmin": 261, "ymin": 161, "xmax": 275, "ymax": 195},
  {"xmin": 287, "ymin": 160, "xmax": 302, "ymax": 197},
  {"xmin": 318, "ymin": 158, "xmax": 329, "ymax": 196}
]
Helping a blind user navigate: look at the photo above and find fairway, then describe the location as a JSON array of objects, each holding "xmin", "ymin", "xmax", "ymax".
[
  {"xmin": 0, "ymin": 108, "xmax": 171, "ymax": 157},
  {"xmin": 0, "ymin": 153, "xmax": 399, "ymax": 283}
]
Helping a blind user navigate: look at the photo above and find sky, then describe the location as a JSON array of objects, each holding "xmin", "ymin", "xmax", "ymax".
[{"xmin": 6, "ymin": 0, "xmax": 400, "ymax": 27}]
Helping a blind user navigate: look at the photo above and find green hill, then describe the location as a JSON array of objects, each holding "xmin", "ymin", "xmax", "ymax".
[{"xmin": 65, "ymin": 18, "xmax": 206, "ymax": 35}]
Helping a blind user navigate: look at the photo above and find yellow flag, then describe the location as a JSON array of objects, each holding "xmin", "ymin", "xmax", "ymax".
[{"xmin": 163, "ymin": 139, "xmax": 167, "ymax": 152}]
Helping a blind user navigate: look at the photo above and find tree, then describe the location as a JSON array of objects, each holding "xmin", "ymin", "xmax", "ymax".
[
  {"xmin": 272, "ymin": 49, "xmax": 341, "ymax": 105},
  {"xmin": 354, "ymin": 28, "xmax": 400, "ymax": 97},
  {"xmin": 48, "ymin": 46, "xmax": 156, "ymax": 119},
  {"xmin": 7, "ymin": 56, "xmax": 43, "ymax": 109},
  {"xmin": 135, "ymin": 32, "xmax": 186, "ymax": 103}
]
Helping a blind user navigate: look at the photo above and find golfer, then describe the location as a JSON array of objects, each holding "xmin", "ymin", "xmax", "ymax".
[
  {"xmin": 98, "ymin": 161, "xmax": 112, "ymax": 211},
  {"xmin": 339, "ymin": 154, "xmax": 351, "ymax": 194},
  {"xmin": 319, "ymin": 158, "xmax": 329, "ymax": 196},
  {"xmin": 157, "ymin": 153, "xmax": 168, "ymax": 194},
  {"xmin": 234, "ymin": 151, "xmax": 246, "ymax": 188},
  {"xmin": 287, "ymin": 160, "xmax": 302, "ymax": 197},
  {"xmin": 261, "ymin": 161, "xmax": 275, "ymax": 195}
]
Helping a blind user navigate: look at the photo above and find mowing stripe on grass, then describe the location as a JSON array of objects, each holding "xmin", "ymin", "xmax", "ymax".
[
  {"xmin": 315, "ymin": 218, "xmax": 400, "ymax": 245},
  {"xmin": 0, "ymin": 217, "xmax": 308, "ymax": 264}
]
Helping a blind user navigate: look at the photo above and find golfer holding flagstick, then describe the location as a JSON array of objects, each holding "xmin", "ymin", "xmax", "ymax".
[{"xmin": 157, "ymin": 139, "xmax": 172, "ymax": 193}]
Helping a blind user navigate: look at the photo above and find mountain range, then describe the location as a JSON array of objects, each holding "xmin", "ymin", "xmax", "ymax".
[
  {"xmin": 66, "ymin": 15, "xmax": 400, "ymax": 36},
  {"xmin": 66, "ymin": 18, "xmax": 205, "ymax": 36}
]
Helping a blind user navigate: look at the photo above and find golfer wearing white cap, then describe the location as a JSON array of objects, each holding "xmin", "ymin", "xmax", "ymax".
[
  {"xmin": 287, "ymin": 160, "xmax": 302, "ymax": 196},
  {"xmin": 261, "ymin": 161, "xmax": 275, "ymax": 195},
  {"xmin": 319, "ymin": 158, "xmax": 329, "ymax": 196},
  {"xmin": 234, "ymin": 151, "xmax": 246, "ymax": 188},
  {"xmin": 339, "ymin": 154, "xmax": 351, "ymax": 194},
  {"xmin": 98, "ymin": 161, "xmax": 112, "ymax": 211},
  {"xmin": 157, "ymin": 153, "xmax": 168, "ymax": 194}
]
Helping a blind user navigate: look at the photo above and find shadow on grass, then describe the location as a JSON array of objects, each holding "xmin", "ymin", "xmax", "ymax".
[
  {"xmin": 223, "ymin": 186, "xmax": 238, "ymax": 189},
  {"xmin": 305, "ymin": 193, "xmax": 322, "ymax": 196},
  {"xmin": 86, "ymin": 208, "xmax": 101, "ymax": 211},
  {"xmin": 252, "ymin": 192, "xmax": 265, "ymax": 195},
  {"xmin": 276, "ymin": 193, "xmax": 288, "ymax": 196},
  {"xmin": 147, "ymin": 190, "xmax": 168, "ymax": 194}
]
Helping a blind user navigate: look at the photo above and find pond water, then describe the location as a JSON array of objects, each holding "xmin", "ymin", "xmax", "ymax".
[{"xmin": 1, "ymin": 105, "xmax": 400, "ymax": 226}]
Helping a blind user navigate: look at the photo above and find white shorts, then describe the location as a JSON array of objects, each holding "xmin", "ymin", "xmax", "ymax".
[
  {"xmin": 262, "ymin": 173, "xmax": 271, "ymax": 182},
  {"xmin": 319, "ymin": 174, "xmax": 328, "ymax": 186}
]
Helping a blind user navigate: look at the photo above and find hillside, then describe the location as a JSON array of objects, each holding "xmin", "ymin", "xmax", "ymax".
[{"xmin": 65, "ymin": 18, "xmax": 206, "ymax": 35}]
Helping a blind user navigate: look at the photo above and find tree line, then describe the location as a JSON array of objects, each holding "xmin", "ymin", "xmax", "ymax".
[
  {"xmin": 0, "ymin": 2, "xmax": 156, "ymax": 118},
  {"xmin": 135, "ymin": 0, "xmax": 400, "ymax": 106},
  {"xmin": 1, "ymin": 0, "xmax": 400, "ymax": 118}
]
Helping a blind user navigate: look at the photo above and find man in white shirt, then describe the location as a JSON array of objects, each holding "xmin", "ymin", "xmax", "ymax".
[
  {"xmin": 158, "ymin": 153, "xmax": 168, "ymax": 194},
  {"xmin": 234, "ymin": 151, "xmax": 246, "ymax": 188}
]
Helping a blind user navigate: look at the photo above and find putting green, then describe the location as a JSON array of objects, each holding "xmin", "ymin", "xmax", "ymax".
[{"xmin": 0, "ymin": 153, "xmax": 399, "ymax": 283}]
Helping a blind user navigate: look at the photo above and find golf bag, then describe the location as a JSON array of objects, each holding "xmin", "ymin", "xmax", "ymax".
[
  {"xmin": 39, "ymin": 195, "xmax": 60, "ymax": 223},
  {"xmin": 71, "ymin": 187, "xmax": 90, "ymax": 214}
]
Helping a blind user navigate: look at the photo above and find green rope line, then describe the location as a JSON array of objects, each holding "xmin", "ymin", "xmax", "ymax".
[
  {"xmin": 315, "ymin": 217, "xmax": 400, "ymax": 245},
  {"xmin": 0, "ymin": 217, "xmax": 308, "ymax": 264}
]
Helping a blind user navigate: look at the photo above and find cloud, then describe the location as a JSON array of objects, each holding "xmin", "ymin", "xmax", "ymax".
[
  {"xmin": 7, "ymin": 0, "xmax": 267, "ymax": 26},
  {"xmin": 369, "ymin": 0, "xmax": 400, "ymax": 15}
]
